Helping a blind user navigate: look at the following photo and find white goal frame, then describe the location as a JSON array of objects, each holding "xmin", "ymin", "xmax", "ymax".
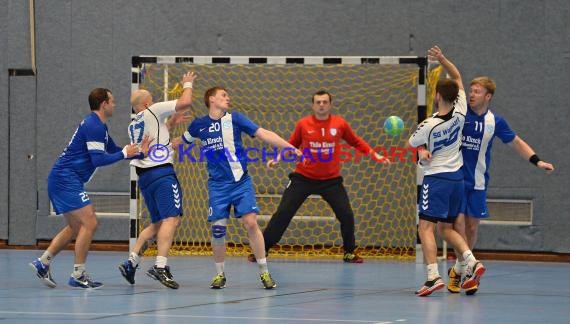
[{"xmin": 130, "ymin": 55, "xmax": 429, "ymax": 258}]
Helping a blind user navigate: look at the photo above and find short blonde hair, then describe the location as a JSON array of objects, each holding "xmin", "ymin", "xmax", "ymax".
[{"xmin": 470, "ymin": 76, "xmax": 496, "ymax": 95}]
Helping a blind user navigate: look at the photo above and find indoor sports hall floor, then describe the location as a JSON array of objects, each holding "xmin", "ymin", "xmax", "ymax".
[{"xmin": 1, "ymin": 249, "xmax": 568, "ymax": 323}]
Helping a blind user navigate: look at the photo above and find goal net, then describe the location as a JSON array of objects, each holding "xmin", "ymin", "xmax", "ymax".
[{"xmin": 131, "ymin": 56, "xmax": 428, "ymax": 260}]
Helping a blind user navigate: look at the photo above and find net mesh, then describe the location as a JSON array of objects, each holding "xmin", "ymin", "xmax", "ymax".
[{"xmin": 136, "ymin": 61, "xmax": 422, "ymax": 260}]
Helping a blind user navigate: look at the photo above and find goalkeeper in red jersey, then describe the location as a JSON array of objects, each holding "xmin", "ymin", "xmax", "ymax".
[{"xmin": 248, "ymin": 90, "xmax": 390, "ymax": 263}]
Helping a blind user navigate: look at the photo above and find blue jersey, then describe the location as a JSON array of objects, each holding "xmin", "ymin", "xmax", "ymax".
[
  {"xmin": 182, "ymin": 112, "xmax": 260, "ymax": 183},
  {"xmin": 51, "ymin": 112, "xmax": 124, "ymax": 183},
  {"xmin": 461, "ymin": 106, "xmax": 516, "ymax": 190}
]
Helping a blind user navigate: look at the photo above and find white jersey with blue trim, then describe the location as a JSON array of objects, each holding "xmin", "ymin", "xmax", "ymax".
[
  {"xmin": 129, "ymin": 100, "xmax": 177, "ymax": 168},
  {"xmin": 409, "ymin": 89, "xmax": 467, "ymax": 176},
  {"xmin": 51, "ymin": 112, "xmax": 122, "ymax": 183},
  {"xmin": 182, "ymin": 112, "xmax": 259, "ymax": 183},
  {"xmin": 461, "ymin": 106, "xmax": 516, "ymax": 190}
]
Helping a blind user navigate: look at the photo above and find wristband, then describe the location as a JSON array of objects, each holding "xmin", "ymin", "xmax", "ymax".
[
  {"xmin": 529, "ymin": 154, "xmax": 540, "ymax": 166},
  {"xmin": 183, "ymin": 82, "xmax": 193, "ymax": 89}
]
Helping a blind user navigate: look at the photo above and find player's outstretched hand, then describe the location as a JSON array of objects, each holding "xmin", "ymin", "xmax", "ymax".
[
  {"xmin": 427, "ymin": 45, "xmax": 445, "ymax": 63},
  {"xmin": 167, "ymin": 111, "xmax": 192, "ymax": 129},
  {"xmin": 373, "ymin": 152, "xmax": 392, "ymax": 165},
  {"xmin": 267, "ymin": 148, "xmax": 303, "ymax": 168},
  {"xmin": 181, "ymin": 71, "xmax": 197, "ymax": 84},
  {"xmin": 538, "ymin": 161, "xmax": 554, "ymax": 173}
]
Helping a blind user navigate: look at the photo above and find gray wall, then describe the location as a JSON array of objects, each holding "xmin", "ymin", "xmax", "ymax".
[
  {"xmin": 1, "ymin": 0, "xmax": 568, "ymax": 252},
  {"xmin": 0, "ymin": 0, "xmax": 9, "ymax": 241},
  {"xmin": 2, "ymin": 0, "xmax": 37, "ymax": 244}
]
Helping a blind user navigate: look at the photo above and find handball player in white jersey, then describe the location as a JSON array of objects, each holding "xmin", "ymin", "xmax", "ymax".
[
  {"xmin": 408, "ymin": 46, "xmax": 486, "ymax": 297},
  {"xmin": 118, "ymin": 72, "xmax": 196, "ymax": 289}
]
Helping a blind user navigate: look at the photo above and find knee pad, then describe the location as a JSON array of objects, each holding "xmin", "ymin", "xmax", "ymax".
[{"xmin": 211, "ymin": 219, "xmax": 227, "ymax": 246}]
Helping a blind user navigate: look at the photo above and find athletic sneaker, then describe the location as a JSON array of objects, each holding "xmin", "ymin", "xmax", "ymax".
[
  {"xmin": 29, "ymin": 258, "xmax": 57, "ymax": 288},
  {"xmin": 260, "ymin": 271, "xmax": 277, "ymax": 289},
  {"xmin": 343, "ymin": 253, "xmax": 364, "ymax": 263},
  {"xmin": 461, "ymin": 261, "xmax": 486, "ymax": 290},
  {"xmin": 146, "ymin": 265, "xmax": 179, "ymax": 289},
  {"xmin": 118, "ymin": 260, "xmax": 138, "ymax": 284},
  {"xmin": 68, "ymin": 272, "xmax": 103, "ymax": 289},
  {"xmin": 415, "ymin": 277, "xmax": 445, "ymax": 297},
  {"xmin": 465, "ymin": 284, "xmax": 479, "ymax": 295},
  {"xmin": 447, "ymin": 267, "xmax": 461, "ymax": 293},
  {"xmin": 210, "ymin": 273, "xmax": 226, "ymax": 289}
]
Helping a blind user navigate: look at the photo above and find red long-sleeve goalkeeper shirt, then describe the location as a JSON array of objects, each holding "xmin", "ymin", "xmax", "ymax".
[{"xmin": 289, "ymin": 114, "xmax": 372, "ymax": 180}]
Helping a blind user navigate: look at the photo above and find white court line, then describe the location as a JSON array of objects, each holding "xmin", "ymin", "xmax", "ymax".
[
  {"xmin": 0, "ymin": 310, "xmax": 404, "ymax": 323},
  {"xmin": 132, "ymin": 314, "xmax": 399, "ymax": 323}
]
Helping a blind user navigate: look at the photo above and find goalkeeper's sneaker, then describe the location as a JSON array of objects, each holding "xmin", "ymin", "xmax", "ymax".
[
  {"xmin": 343, "ymin": 253, "xmax": 364, "ymax": 263},
  {"xmin": 29, "ymin": 259, "xmax": 57, "ymax": 288},
  {"xmin": 210, "ymin": 273, "xmax": 226, "ymax": 289},
  {"xmin": 461, "ymin": 261, "xmax": 486, "ymax": 290},
  {"xmin": 118, "ymin": 260, "xmax": 138, "ymax": 285},
  {"xmin": 415, "ymin": 277, "xmax": 445, "ymax": 297},
  {"xmin": 146, "ymin": 265, "xmax": 179, "ymax": 289},
  {"xmin": 260, "ymin": 271, "xmax": 277, "ymax": 289},
  {"xmin": 447, "ymin": 267, "xmax": 461, "ymax": 293},
  {"xmin": 68, "ymin": 272, "xmax": 103, "ymax": 289}
]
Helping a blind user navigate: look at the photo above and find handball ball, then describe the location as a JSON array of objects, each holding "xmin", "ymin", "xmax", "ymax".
[{"xmin": 383, "ymin": 116, "xmax": 405, "ymax": 137}]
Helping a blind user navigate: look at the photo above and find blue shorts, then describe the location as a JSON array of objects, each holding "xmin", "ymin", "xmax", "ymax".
[
  {"xmin": 461, "ymin": 188, "xmax": 489, "ymax": 219},
  {"xmin": 48, "ymin": 171, "xmax": 90, "ymax": 215},
  {"xmin": 419, "ymin": 174, "xmax": 464, "ymax": 221},
  {"xmin": 208, "ymin": 175, "xmax": 259, "ymax": 222},
  {"xmin": 138, "ymin": 165, "xmax": 183, "ymax": 223}
]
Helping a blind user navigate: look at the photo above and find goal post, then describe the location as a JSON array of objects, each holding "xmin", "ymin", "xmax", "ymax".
[{"xmin": 130, "ymin": 55, "xmax": 429, "ymax": 260}]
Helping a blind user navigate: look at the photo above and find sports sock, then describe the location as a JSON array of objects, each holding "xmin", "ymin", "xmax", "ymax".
[
  {"xmin": 40, "ymin": 251, "xmax": 54, "ymax": 265},
  {"xmin": 462, "ymin": 250, "xmax": 477, "ymax": 267},
  {"xmin": 72, "ymin": 264, "xmax": 86, "ymax": 278},
  {"xmin": 129, "ymin": 252, "xmax": 140, "ymax": 267},
  {"xmin": 453, "ymin": 259, "xmax": 462, "ymax": 274},
  {"xmin": 215, "ymin": 262, "xmax": 225, "ymax": 275},
  {"xmin": 257, "ymin": 257, "xmax": 269, "ymax": 274},
  {"xmin": 426, "ymin": 263, "xmax": 440, "ymax": 281},
  {"xmin": 460, "ymin": 260, "xmax": 467, "ymax": 275},
  {"xmin": 155, "ymin": 256, "xmax": 167, "ymax": 268}
]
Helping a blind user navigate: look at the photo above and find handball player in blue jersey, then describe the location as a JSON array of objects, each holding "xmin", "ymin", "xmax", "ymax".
[
  {"xmin": 408, "ymin": 46, "xmax": 485, "ymax": 297},
  {"xmin": 30, "ymin": 88, "xmax": 148, "ymax": 289},
  {"xmin": 445, "ymin": 76, "xmax": 554, "ymax": 295},
  {"xmin": 181, "ymin": 86, "xmax": 302, "ymax": 289},
  {"xmin": 118, "ymin": 71, "xmax": 197, "ymax": 289}
]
